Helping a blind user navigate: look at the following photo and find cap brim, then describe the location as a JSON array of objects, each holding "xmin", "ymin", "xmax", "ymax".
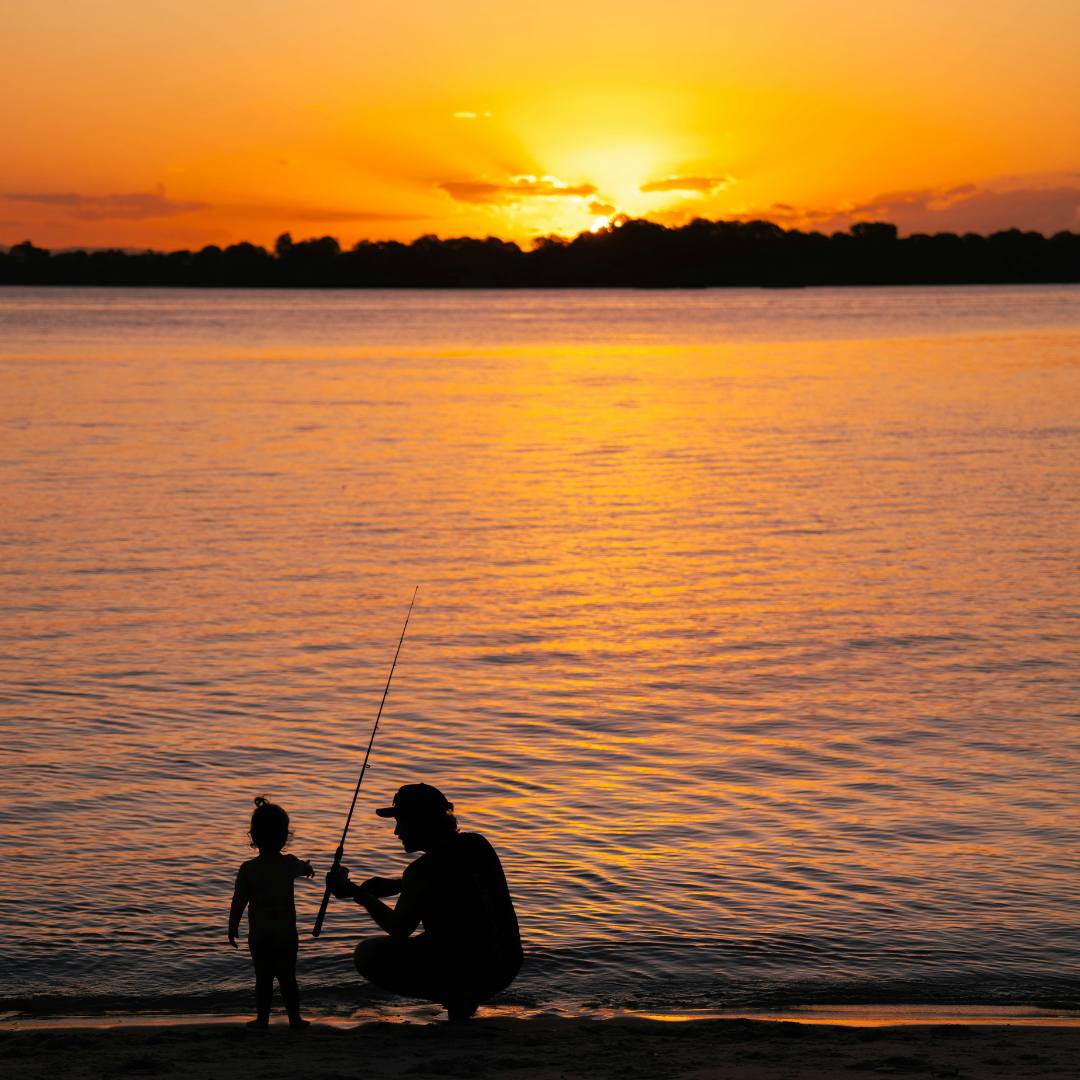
[{"xmin": 375, "ymin": 806, "xmax": 397, "ymax": 817}]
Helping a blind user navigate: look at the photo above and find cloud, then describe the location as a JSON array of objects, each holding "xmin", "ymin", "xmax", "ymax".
[
  {"xmin": 5, "ymin": 184, "xmax": 209, "ymax": 221},
  {"xmin": 3, "ymin": 188, "xmax": 422, "ymax": 227},
  {"xmin": 731, "ymin": 182, "xmax": 1080, "ymax": 236},
  {"xmin": 225, "ymin": 204, "xmax": 426, "ymax": 223},
  {"xmin": 438, "ymin": 181, "xmax": 504, "ymax": 203},
  {"xmin": 588, "ymin": 201, "xmax": 616, "ymax": 216},
  {"xmin": 438, "ymin": 175, "xmax": 599, "ymax": 204},
  {"xmin": 640, "ymin": 175, "xmax": 731, "ymax": 194}
]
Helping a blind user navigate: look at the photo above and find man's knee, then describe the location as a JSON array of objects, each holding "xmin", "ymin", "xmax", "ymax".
[{"xmin": 353, "ymin": 935, "xmax": 394, "ymax": 981}]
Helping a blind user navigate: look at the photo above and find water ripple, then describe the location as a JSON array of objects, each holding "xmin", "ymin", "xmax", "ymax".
[{"xmin": 0, "ymin": 286, "xmax": 1078, "ymax": 1010}]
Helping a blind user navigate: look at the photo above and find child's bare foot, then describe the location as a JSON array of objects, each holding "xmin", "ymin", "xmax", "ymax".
[
  {"xmin": 246, "ymin": 1019, "xmax": 269, "ymax": 1029},
  {"xmin": 289, "ymin": 1018, "xmax": 310, "ymax": 1030}
]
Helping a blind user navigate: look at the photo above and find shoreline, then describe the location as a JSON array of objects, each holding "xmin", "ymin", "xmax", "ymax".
[
  {"xmin": 5, "ymin": 1002, "xmax": 1080, "ymax": 1029},
  {"xmin": 3, "ymin": 1014, "xmax": 1079, "ymax": 1079}
]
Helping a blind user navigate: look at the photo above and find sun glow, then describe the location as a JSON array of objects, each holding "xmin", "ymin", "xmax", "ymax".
[{"xmin": 590, "ymin": 216, "xmax": 610, "ymax": 233}]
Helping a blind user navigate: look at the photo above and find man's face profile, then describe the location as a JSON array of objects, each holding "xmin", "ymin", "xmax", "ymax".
[{"xmin": 393, "ymin": 814, "xmax": 425, "ymax": 853}]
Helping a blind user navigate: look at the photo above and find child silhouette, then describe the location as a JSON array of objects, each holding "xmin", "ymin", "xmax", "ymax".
[{"xmin": 229, "ymin": 796, "xmax": 315, "ymax": 1028}]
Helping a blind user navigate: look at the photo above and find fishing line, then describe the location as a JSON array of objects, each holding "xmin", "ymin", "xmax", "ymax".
[{"xmin": 311, "ymin": 586, "xmax": 418, "ymax": 937}]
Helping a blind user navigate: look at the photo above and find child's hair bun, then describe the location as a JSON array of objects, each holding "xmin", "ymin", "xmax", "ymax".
[{"xmin": 249, "ymin": 795, "xmax": 292, "ymax": 851}]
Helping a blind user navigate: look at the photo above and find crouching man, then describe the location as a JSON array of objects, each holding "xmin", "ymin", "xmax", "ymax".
[{"xmin": 326, "ymin": 783, "xmax": 523, "ymax": 1022}]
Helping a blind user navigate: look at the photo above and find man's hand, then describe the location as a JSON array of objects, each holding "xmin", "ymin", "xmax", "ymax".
[
  {"xmin": 326, "ymin": 866, "xmax": 359, "ymax": 900},
  {"xmin": 228, "ymin": 932, "xmax": 239, "ymax": 949},
  {"xmin": 361, "ymin": 876, "xmax": 403, "ymax": 897}
]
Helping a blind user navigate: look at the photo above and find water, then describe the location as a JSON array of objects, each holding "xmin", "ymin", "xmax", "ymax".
[{"xmin": 2, "ymin": 285, "xmax": 1079, "ymax": 1019}]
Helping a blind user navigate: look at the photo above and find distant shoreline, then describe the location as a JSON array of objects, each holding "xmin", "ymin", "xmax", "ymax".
[{"xmin": 3, "ymin": 218, "xmax": 1078, "ymax": 288}]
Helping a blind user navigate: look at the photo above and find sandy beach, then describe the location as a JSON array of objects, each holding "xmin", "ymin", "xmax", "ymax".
[{"xmin": 3, "ymin": 1016, "xmax": 1078, "ymax": 1079}]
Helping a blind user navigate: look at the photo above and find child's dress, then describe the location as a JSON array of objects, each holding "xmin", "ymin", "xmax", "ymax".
[{"xmin": 230, "ymin": 853, "xmax": 310, "ymax": 948}]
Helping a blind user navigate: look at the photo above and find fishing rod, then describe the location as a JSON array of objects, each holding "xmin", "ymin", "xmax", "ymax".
[{"xmin": 311, "ymin": 586, "xmax": 418, "ymax": 938}]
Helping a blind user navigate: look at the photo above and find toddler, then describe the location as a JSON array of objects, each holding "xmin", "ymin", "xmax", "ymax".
[{"xmin": 229, "ymin": 796, "xmax": 315, "ymax": 1028}]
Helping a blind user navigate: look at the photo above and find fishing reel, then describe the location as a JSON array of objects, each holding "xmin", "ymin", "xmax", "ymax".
[{"xmin": 325, "ymin": 865, "xmax": 360, "ymax": 900}]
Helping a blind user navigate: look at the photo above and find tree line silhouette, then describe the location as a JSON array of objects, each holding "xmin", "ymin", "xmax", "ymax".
[{"xmin": 3, "ymin": 219, "xmax": 1079, "ymax": 287}]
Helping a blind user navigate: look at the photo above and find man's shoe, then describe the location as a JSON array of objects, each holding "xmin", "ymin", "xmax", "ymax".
[{"xmin": 446, "ymin": 1002, "xmax": 478, "ymax": 1023}]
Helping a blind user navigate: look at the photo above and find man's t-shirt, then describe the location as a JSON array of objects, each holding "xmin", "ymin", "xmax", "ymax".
[{"xmin": 406, "ymin": 832, "xmax": 522, "ymax": 976}]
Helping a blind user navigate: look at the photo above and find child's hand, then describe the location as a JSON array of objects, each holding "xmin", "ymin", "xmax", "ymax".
[
  {"xmin": 300, "ymin": 860, "xmax": 315, "ymax": 878},
  {"xmin": 228, "ymin": 933, "xmax": 238, "ymax": 949}
]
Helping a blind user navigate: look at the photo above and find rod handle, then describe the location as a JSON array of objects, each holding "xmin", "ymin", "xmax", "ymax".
[
  {"xmin": 311, "ymin": 885, "xmax": 333, "ymax": 938},
  {"xmin": 312, "ymin": 848, "xmax": 345, "ymax": 938}
]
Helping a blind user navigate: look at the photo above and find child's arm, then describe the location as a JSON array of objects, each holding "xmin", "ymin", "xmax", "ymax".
[
  {"xmin": 288, "ymin": 855, "xmax": 316, "ymax": 880},
  {"xmin": 228, "ymin": 869, "xmax": 249, "ymax": 948}
]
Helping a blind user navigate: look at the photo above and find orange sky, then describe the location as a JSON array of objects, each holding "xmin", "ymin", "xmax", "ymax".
[{"xmin": 3, "ymin": 0, "xmax": 1079, "ymax": 250}]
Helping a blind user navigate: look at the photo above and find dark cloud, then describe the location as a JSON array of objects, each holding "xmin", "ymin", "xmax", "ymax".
[
  {"xmin": 5, "ymin": 184, "xmax": 209, "ymax": 221},
  {"xmin": 438, "ymin": 181, "xmax": 505, "ymax": 203},
  {"xmin": 438, "ymin": 176, "xmax": 599, "ymax": 204},
  {"xmin": 640, "ymin": 176, "xmax": 730, "ymax": 194},
  {"xmin": 735, "ymin": 183, "xmax": 1080, "ymax": 236},
  {"xmin": 588, "ymin": 201, "xmax": 616, "ymax": 216}
]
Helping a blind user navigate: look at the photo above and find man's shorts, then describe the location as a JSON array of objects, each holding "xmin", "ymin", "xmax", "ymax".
[{"xmin": 355, "ymin": 934, "xmax": 520, "ymax": 1004}]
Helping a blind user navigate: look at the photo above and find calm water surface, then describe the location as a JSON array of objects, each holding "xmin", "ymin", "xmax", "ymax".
[{"xmin": 1, "ymin": 286, "xmax": 1079, "ymax": 1017}]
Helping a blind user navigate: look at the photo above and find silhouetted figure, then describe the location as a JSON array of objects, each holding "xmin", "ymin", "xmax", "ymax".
[
  {"xmin": 229, "ymin": 796, "xmax": 315, "ymax": 1029},
  {"xmin": 326, "ymin": 783, "xmax": 522, "ymax": 1022}
]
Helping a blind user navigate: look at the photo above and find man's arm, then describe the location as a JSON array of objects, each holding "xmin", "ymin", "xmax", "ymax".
[
  {"xmin": 327, "ymin": 868, "xmax": 423, "ymax": 939},
  {"xmin": 361, "ymin": 876, "xmax": 403, "ymax": 897}
]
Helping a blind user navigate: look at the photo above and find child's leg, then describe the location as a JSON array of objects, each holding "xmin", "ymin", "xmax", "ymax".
[
  {"xmin": 249, "ymin": 945, "xmax": 275, "ymax": 1024},
  {"xmin": 274, "ymin": 935, "xmax": 305, "ymax": 1027}
]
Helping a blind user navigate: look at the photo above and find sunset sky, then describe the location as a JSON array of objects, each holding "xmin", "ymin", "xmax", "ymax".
[{"xmin": 4, "ymin": 0, "xmax": 1079, "ymax": 250}]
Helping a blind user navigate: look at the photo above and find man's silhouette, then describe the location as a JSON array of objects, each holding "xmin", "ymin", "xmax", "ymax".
[{"xmin": 326, "ymin": 783, "xmax": 522, "ymax": 1021}]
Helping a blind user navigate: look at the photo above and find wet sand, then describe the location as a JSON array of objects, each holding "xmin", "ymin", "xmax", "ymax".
[{"xmin": 3, "ymin": 1016, "xmax": 1078, "ymax": 1079}]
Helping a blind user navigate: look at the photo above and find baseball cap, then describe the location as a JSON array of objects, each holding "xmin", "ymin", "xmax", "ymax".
[{"xmin": 375, "ymin": 783, "xmax": 454, "ymax": 818}]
